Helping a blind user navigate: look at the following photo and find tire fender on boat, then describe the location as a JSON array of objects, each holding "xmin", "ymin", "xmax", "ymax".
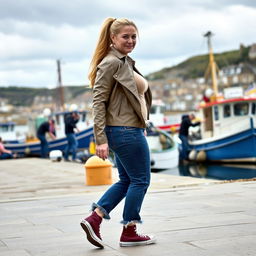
[
  {"xmin": 189, "ymin": 150, "xmax": 197, "ymax": 161},
  {"xmin": 25, "ymin": 147, "xmax": 31, "ymax": 155},
  {"xmin": 196, "ymin": 150, "xmax": 206, "ymax": 161}
]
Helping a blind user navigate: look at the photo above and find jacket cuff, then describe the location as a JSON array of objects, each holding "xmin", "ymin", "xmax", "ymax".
[
  {"xmin": 94, "ymin": 127, "xmax": 108, "ymax": 145},
  {"xmin": 95, "ymin": 136, "xmax": 108, "ymax": 145}
]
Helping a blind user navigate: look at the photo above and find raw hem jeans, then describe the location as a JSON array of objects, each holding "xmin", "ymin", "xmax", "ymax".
[{"xmin": 92, "ymin": 126, "xmax": 150, "ymax": 225}]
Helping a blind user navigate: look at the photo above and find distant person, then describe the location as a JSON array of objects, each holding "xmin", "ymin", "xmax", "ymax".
[
  {"xmin": 203, "ymin": 95, "xmax": 210, "ymax": 103},
  {"xmin": 0, "ymin": 137, "xmax": 16, "ymax": 159},
  {"xmin": 37, "ymin": 119, "xmax": 56, "ymax": 158},
  {"xmin": 179, "ymin": 113, "xmax": 200, "ymax": 161},
  {"xmin": 64, "ymin": 111, "xmax": 80, "ymax": 161}
]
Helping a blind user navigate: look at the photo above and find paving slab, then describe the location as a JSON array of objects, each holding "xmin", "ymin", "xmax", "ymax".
[
  {"xmin": 0, "ymin": 158, "xmax": 256, "ymax": 255},
  {"xmin": 0, "ymin": 181, "xmax": 255, "ymax": 255}
]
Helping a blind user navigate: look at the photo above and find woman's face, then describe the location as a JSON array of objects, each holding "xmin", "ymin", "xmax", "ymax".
[{"xmin": 111, "ymin": 25, "xmax": 137, "ymax": 55}]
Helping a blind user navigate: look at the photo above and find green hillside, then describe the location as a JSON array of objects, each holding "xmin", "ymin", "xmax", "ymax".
[
  {"xmin": 0, "ymin": 86, "xmax": 91, "ymax": 106},
  {"xmin": 146, "ymin": 46, "xmax": 251, "ymax": 80},
  {"xmin": 0, "ymin": 87, "xmax": 50, "ymax": 106}
]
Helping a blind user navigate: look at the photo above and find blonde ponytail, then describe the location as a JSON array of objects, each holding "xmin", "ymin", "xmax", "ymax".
[
  {"xmin": 88, "ymin": 18, "xmax": 116, "ymax": 87},
  {"xmin": 88, "ymin": 17, "xmax": 138, "ymax": 87}
]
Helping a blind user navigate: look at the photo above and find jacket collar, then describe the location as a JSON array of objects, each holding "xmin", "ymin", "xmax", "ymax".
[
  {"xmin": 109, "ymin": 46, "xmax": 135, "ymax": 66},
  {"xmin": 110, "ymin": 46, "xmax": 145, "ymax": 103}
]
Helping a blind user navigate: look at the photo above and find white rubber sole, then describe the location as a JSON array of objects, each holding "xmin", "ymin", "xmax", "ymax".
[
  {"xmin": 80, "ymin": 220, "xmax": 104, "ymax": 248},
  {"xmin": 120, "ymin": 236, "xmax": 156, "ymax": 247}
]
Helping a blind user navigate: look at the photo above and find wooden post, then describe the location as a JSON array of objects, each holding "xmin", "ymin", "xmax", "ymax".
[
  {"xmin": 204, "ymin": 31, "xmax": 219, "ymax": 98},
  {"xmin": 57, "ymin": 59, "xmax": 64, "ymax": 110}
]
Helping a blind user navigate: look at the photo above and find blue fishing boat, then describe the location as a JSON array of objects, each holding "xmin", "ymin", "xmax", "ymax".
[
  {"xmin": 4, "ymin": 109, "xmax": 94, "ymax": 157},
  {"xmin": 4, "ymin": 125, "xmax": 94, "ymax": 157},
  {"xmin": 190, "ymin": 97, "xmax": 256, "ymax": 162},
  {"xmin": 188, "ymin": 31, "xmax": 256, "ymax": 163},
  {"xmin": 5, "ymin": 126, "xmax": 93, "ymax": 156}
]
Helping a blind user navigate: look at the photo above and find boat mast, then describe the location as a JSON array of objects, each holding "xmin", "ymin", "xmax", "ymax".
[
  {"xmin": 204, "ymin": 31, "xmax": 219, "ymax": 98},
  {"xmin": 57, "ymin": 59, "xmax": 65, "ymax": 110}
]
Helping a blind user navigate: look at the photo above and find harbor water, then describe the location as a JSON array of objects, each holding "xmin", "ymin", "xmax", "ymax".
[{"xmin": 159, "ymin": 163, "xmax": 256, "ymax": 181}]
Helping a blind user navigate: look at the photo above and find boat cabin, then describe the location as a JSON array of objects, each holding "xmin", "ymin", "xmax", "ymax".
[
  {"xmin": 0, "ymin": 122, "xmax": 15, "ymax": 132},
  {"xmin": 0, "ymin": 122, "xmax": 23, "ymax": 143},
  {"xmin": 200, "ymin": 97, "xmax": 256, "ymax": 139}
]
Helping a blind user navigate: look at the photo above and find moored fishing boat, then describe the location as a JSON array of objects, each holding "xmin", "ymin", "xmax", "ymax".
[
  {"xmin": 4, "ymin": 110, "xmax": 94, "ymax": 157},
  {"xmin": 188, "ymin": 32, "xmax": 256, "ymax": 163},
  {"xmin": 190, "ymin": 96, "xmax": 256, "ymax": 162},
  {"xmin": 4, "ymin": 126, "xmax": 94, "ymax": 157}
]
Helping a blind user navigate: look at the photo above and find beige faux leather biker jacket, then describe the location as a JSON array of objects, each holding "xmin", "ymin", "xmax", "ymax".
[{"xmin": 92, "ymin": 47, "xmax": 152, "ymax": 145}]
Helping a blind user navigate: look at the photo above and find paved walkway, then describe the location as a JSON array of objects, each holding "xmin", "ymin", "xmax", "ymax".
[
  {"xmin": 0, "ymin": 159, "xmax": 219, "ymax": 202},
  {"xmin": 0, "ymin": 158, "xmax": 256, "ymax": 255}
]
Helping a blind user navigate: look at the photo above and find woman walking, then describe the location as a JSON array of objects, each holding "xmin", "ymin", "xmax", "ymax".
[{"xmin": 80, "ymin": 17, "xmax": 156, "ymax": 248}]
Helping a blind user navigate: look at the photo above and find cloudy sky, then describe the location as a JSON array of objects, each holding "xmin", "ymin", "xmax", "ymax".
[{"xmin": 0, "ymin": 0, "xmax": 255, "ymax": 88}]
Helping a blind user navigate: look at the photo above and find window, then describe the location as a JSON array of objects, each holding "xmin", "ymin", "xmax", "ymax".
[
  {"xmin": 234, "ymin": 102, "xmax": 249, "ymax": 116},
  {"xmin": 82, "ymin": 113, "xmax": 86, "ymax": 122},
  {"xmin": 252, "ymin": 103, "xmax": 256, "ymax": 115},
  {"xmin": 223, "ymin": 104, "xmax": 231, "ymax": 118},
  {"xmin": 214, "ymin": 106, "xmax": 219, "ymax": 121},
  {"xmin": 55, "ymin": 115, "xmax": 60, "ymax": 125},
  {"xmin": 159, "ymin": 133, "xmax": 174, "ymax": 150},
  {"xmin": 150, "ymin": 105, "xmax": 157, "ymax": 114},
  {"xmin": 150, "ymin": 105, "xmax": 165, "ymax": 114}
]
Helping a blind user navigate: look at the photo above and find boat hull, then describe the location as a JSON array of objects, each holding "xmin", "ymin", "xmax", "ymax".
[
  {"xmin": 150, "ymin": 148, "xmax": 179, "ymax": 170},
  {"xmin": 5, "ymin": 126, "xmax": 94, "ymax": 156},
  {"xmin": 190, "ymin": 128, "xmax": 256, "ymax": 162}
]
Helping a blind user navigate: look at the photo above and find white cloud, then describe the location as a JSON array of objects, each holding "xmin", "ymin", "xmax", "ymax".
[
  {"xmin": 0, "ymin": 0, "xmax": 255, "ymax": 87},
  {"xmin": 0, "ymin": 22, "xmax": 97, "ymax": 60}
]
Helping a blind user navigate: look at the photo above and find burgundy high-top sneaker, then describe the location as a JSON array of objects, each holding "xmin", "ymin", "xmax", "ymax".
[
  {"xmin": 80, "ymin": 211, "xmax": 104, "ymax": 248},
  {"xmin": 120, "ymin": 225, "xmax": 156, "ymax": 247}
]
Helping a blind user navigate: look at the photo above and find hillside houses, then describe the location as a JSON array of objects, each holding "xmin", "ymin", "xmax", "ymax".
[
  {"xmin": 249, "ymin": 43, "xmax": 256, "ymax": 59},
  {"xmin": 149, "ymin": 45, "xmax": 256, "ymax": 112},
  {"xmin": 218, "ymin": 63, "xmax": 256, "ymax": 88},
  {"xmin": 149, "ymin": 79, "xmax": 204, "ymax": 111}
]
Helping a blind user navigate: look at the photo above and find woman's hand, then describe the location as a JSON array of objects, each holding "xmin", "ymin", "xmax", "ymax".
[{"xmin": 96, "ymin": 143, "xmax": 109, "ymax": 160}]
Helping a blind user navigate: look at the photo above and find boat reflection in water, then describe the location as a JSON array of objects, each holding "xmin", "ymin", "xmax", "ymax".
[{"xmin": 178, "ymin": 163, "xmax": 256, "ymax": 180}]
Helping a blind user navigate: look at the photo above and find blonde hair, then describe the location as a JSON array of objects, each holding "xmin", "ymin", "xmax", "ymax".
[{"xmin": 88, "ymin": 17, "xmax": 138, "ymax": 87}]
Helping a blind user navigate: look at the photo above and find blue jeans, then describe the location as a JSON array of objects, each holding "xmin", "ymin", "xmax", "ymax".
[
  {"xmin": 64, "ymin": 133, "xmax": 78, "ymax": 160},
  {"xmin": 0, "ymin": 153, "xmax": 13, "ymax": 159},
  {"xmin": 179, "ymin": 135, "xmax": 190, "ymax": 160},
  {"xmin": 92, "ymin": 126, "xmax": 150, "ymax": 225},
  {"xmin": 38, "ymin": 135, "xmax": 48, "ymax": 158}
]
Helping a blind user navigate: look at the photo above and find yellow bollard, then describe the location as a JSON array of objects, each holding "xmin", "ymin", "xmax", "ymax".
[{"xmin": 84, "ymin": 156, "xmax": 113, "ymax": 186}]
